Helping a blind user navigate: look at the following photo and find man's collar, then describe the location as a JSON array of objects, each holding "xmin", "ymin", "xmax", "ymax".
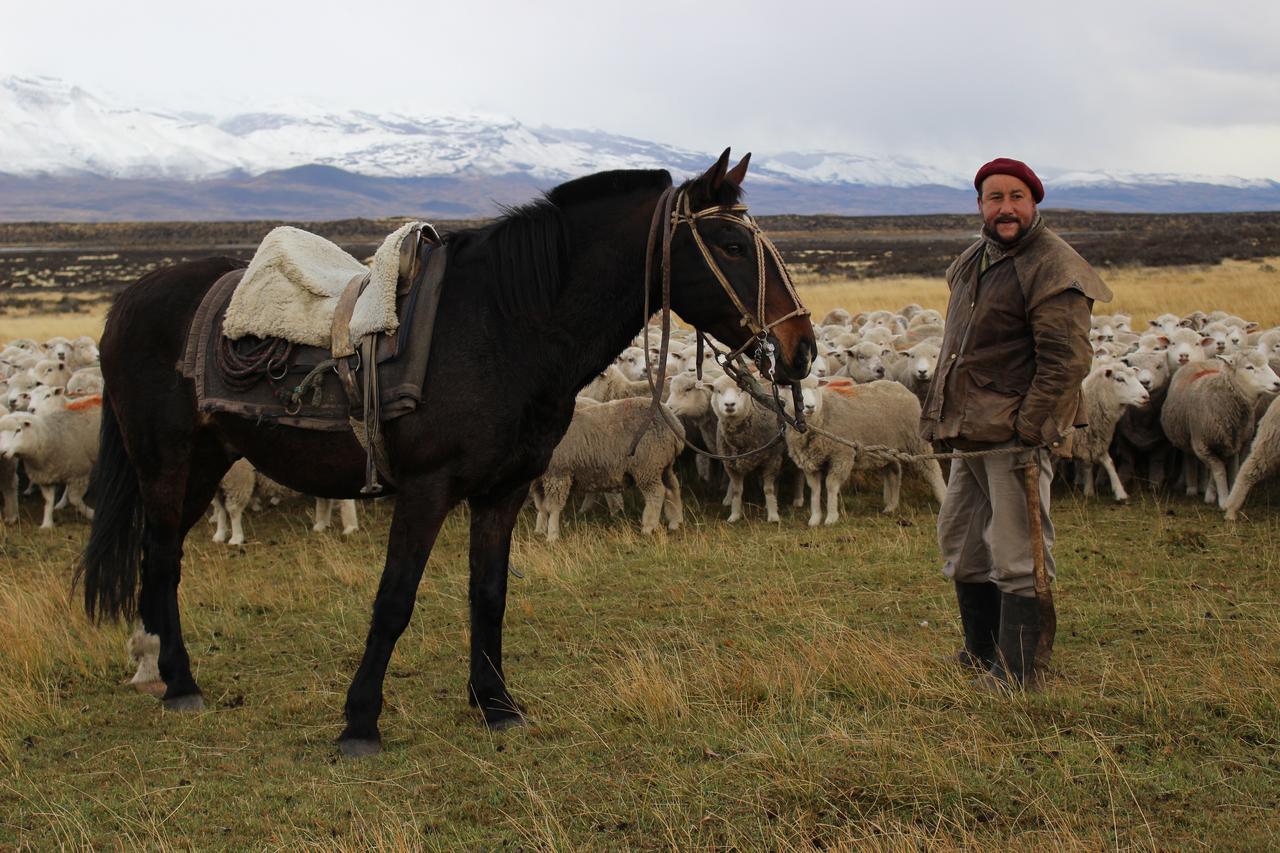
[{"xmin": 982, "ymin": 214, "xmax": 1045, "ymax": 262}]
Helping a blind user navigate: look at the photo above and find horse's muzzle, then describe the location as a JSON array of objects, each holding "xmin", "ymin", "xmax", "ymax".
[{"xmin": 765, "ymin": 332, "xmax": 815, "ymax": 384}]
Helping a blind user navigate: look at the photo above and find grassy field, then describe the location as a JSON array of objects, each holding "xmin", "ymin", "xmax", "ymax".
[
  {"xmin": 2, "ymin": 262, "xmax": 1279, "ymax": 849},
  {"xmin": 794, "ymin": 256, "xmax": 1280, "ymax": 328},
  {"xmin": 1, "ymin": 479, "xmax": 1278, "ymax": 849}
]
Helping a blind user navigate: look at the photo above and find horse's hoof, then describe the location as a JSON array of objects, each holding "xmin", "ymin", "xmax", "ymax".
[
  {"xmin": 486, "ymin": 713, "xmax": 532, "ymax": 732},
  {"xmin": 163, "ymin": 693, "xmax": 205, "ymax": 712},
  {"xmin": 338, "ymin": 737, "xmax": 382, "ymax": 759}
]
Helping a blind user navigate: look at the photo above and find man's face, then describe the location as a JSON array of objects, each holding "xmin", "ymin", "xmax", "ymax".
[{"xmin": 978, "ymin": 174, "xmax": 1037, "ymax": 244}]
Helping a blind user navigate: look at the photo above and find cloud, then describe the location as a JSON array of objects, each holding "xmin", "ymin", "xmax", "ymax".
[{"xmin": 2, "ymin": 0, "xmax": 1276, "ymax": 178}]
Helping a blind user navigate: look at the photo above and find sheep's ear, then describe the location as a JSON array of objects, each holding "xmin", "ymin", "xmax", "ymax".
[
  {"xmin": 1245, "ymin": 322, "xmax": 1259, "ymax": 332},
  {"xmin": 1219, "ymin": 353, "xmax": 1236, "ymax": 366},
  {"xmin": 1158, "ymin": 335, "xmax": 1170, "ymax": 346},
  {"xmin": 1200, "ymin": 337, "xmax": 1216, "ymax": 347},
  {"xmin": 1149, "ymin": 319, "xmax": 1161, "ymax": 328}
]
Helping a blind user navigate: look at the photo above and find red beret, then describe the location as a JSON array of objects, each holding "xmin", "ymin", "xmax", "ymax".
[{"xmin": 974, "ymin": 157, "xmax": 1044, "ymax": 203}]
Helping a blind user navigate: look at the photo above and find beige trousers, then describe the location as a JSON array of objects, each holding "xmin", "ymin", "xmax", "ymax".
[{"xmin": 937, "ymin": 443, "xmax": 1056, "ymax": 598}]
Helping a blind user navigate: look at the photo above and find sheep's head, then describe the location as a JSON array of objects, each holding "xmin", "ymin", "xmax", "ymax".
[
  {"xmin": 31, "ymin": 385, "xmax": 66, "ymax": 414},
  {"xmin": 615, "ymin": 347, "xmax": 648, "ymax": 381},
  {"xmin": 1103, "ymin": 365, "xmax": 1150, "ymax": 408},
  {"xmin": 907, "ymin": 344, "xmax": 940, "ymax": 382},
  {"xmin": 1257, "ymin": 330, "xmax": 1280, "ymax": 364},
  {"xmin": 1122, "ymin": 352, "xmax": 1170, "ymax": 394},
  {"xmin": 711, "ymin": 375, "xmax": 753, "ymax": 422},
  {"xmin": 0, "ymin": 414, "xmax": 37, "ymax": 459},
  {"xmin": 1165, "ymin": 328, "xmax": 1215, "ymax": 369},
  {"xmin": 808, "ymin": 355, "xmax": 830, "ymax": 381},
  {"xmin": 33, "ymin": 360, "xmax": 72, "ymax": 388},
  {"xmin": 667, "ymin": 374, "xmax": 713, "ymax": 418},
  {"xmin": 845, "ymin": 342, "xmax": 887, "ymax": 383},
  {"xmin": 1222, "ymin": 351, "xmax": 1280, "ymax": 396}
]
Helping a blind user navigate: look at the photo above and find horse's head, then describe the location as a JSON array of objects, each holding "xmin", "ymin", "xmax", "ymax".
[{"xmin": 662, "ymin": 149, "xmax": 815, "ymax": 383}]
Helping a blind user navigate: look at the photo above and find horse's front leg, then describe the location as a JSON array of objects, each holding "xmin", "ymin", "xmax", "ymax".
[
  {"xmin": 339, "ymin": 479, "xmax": 451, "ymax": 758},
  {"xmin": 467, "ymin": 485, "xmax": 531, "ymax": 729}
]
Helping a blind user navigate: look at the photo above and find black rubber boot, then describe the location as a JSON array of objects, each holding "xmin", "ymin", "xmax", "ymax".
[
  {"xmin": 977, "ymin": 592, "xmax": 1044, "ymax": 691},
  {"xmin": 953, "ymin": 581, "xmax": 1001, "ymax": 671}
]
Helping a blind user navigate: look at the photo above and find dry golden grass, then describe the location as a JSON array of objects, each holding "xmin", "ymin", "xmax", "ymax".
[
  {"xmin": 795, "ymin": 256, "xmax": 1280, "ymax": 327},
  {"xmin": 0, "ymin": 298, "xmax": 109, "ymax": 342},
  {"xmin": 2, "ymin": 259, "xmax": 1280, "ymax": 847}
]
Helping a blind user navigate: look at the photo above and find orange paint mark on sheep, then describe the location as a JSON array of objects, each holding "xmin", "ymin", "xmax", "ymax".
[
  {"xmin": 66, "ymin": 395, "xmax": 103, "ymax": 411},
  {"xmin": 1188, "ymin": 369, "xmax": 1220, "ymax": 383},
  {"xmin": 823, "ymin": 378, "xmax": 858, "ymax": 398}
]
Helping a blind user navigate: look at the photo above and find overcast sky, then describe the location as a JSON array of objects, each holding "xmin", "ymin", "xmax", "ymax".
[{"xmin": 4, "ymin": 0, "xmax": 1277, "ymax": 178}]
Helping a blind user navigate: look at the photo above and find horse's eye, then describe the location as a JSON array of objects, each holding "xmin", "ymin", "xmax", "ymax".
[{"xmin": 723, "ymin": 242, "xmax": 746, "ymax": 257}]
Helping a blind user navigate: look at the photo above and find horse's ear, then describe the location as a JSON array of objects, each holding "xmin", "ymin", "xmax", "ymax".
[
  {"xmin": 699, "ymin": 148, "xmax": 733, "ymax": 191},
  {"xmin": 725, "ymin": 152, "xmax": 751, "ymax": 187}
]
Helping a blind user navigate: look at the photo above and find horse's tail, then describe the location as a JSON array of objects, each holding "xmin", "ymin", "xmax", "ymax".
[{"xmin": 76, "ymin": 388, "xmax": 145, "ymax": 622}]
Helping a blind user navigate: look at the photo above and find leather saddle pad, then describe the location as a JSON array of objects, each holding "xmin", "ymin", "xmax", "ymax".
[{"xmin": 179, "ymin": 244, "xmax": 446, "ymax": 432}]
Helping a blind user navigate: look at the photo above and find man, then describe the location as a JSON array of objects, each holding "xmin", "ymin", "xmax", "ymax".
[{"xmin": 920, "ymin": 157, "xmax": 1111, "ymax": 690}]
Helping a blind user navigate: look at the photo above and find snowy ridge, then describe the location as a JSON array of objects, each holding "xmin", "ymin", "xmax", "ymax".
[{"xmin": 4, "ymin": 74, "xmax": 1269, "ymax": 193}]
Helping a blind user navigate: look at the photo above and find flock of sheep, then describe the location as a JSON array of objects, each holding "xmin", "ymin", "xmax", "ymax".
[
  {"xmin": 2, "ymin": 303, "xmax": 1280, "ymax": 542},
  {"xmin": 533, "ymin": 303, "xmax": 1280, "ymax": 535}
]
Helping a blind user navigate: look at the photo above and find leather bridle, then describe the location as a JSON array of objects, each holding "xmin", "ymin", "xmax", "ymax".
[{"xmin": 633, "ymin": 185, "xmax": 811, "ymax": 460}]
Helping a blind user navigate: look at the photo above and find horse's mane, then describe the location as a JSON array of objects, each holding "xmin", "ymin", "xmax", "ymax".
[{"xmin": 445, "ymin": 169, "xmax": 672, "ymax": 321}]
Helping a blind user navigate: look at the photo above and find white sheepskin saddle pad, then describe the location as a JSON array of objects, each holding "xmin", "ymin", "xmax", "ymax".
[{"xmin": 222, "ymin": 222, "xmax": 427, "ymax": 348}]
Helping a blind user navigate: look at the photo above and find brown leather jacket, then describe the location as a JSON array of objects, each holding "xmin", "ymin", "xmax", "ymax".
[{"xmin": 919, "ymin": 216, "xmax": 1112, "ymax": 455}]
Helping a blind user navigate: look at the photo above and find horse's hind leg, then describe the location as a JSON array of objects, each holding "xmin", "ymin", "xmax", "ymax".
[
  {"xmin": 136, "ymin": 432, "xmax": 232, "ymax": 710},
  {"xmin": 340, "ymin": 478, "xmax": 452, "ymax": 757},
  {"xmin": 465, "ymin": 486, "xmax": 531, "ymax": 730}
]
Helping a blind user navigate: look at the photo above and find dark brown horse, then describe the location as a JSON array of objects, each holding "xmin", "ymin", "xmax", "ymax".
[{"xmin": 79, "ymin": 149, "xmax": 815, "ymax": 757}]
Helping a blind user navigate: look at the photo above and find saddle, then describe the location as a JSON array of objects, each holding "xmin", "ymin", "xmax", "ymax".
[{"xmin": 180, "ymin": 224, "xmax": 448, "ymax": 493}]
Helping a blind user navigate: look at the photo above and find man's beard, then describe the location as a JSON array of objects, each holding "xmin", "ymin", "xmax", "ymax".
[{"xmin": 989, "ymin": 216, "xmax": 1029, "ymax": 245}]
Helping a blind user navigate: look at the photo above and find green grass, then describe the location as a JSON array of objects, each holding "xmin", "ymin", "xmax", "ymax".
[{"xmin": 1, "ymin": 473, "xmax": 1278, "ymax": 849}]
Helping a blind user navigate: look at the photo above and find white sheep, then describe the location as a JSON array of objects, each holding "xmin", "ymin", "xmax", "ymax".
[
  {"xmin": 4, "ymin": 373, "xmax": 37, "ymax": 411},
  {"xmin": 1223, "ymin": 398, "xmax": 1280, "ymax": 520},
  {"xmin": 1161, "ymin": 353, "xmax": 1280, "ymax": 508},
  {"xmin": 65, "ymin": 368, "xmax": 104, "ymax": 398},
  {"xmin": 31, "ymin": 359, "xmax": 73, "ymax": 389},
  {"xmin": 710, "ymin": 374, "xmax": 787, "ymax": 523},
  {"xmin": 614, "ymin": 346, "xmax": 649, "ymax": 381},
  {"xmin": 1164, "ymin": 327, "xmax": 1216, "ymax": 372},
  {"xmin": 886, "ymin": 340, "xmax": 940, "ymax": 404},
  {"xmin": 580, "ymin": 364, "xmax": 656, "ymax": 402},
  {"xmin": 533, "ymin": 396, "xmax": 684, "ymax": 541},
  {"xmin": 666, "ymin": 372, "xmax": 721, "ymax": 485},
  {"xmin": 0, "ymin": 420, "xmax": 18, "ymax": 523},
  {"xmin": 0, "ymin": 396, "xmax": 101, "ymax": 528},
  {"xmin": 837, "ymin": 341, "xmax": 889, "ymax": 383},
  {"xmin": 1070, "ymin": 364, "xmax": 1150, "ymax": 500},
  {"xmin": 907, "ymin": 309, "xmax": 943, "ymax": 329},
  {"xmin": 210, "ymin": 458, "xmax": 360, "ymax": 545},
  {"xmin": 784, "ymin": 379, "xmax": 946, "ymax": 524}
]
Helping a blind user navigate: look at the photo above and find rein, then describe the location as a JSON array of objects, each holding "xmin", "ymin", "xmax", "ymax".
[{"xmin": 631, "ymin": 186, "xmax": 810, "ymax": 461}]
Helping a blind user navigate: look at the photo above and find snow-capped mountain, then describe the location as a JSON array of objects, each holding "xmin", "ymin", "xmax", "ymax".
[
  {"xmin": 2, "ymin": 75, "xmax": 1277, "ymax": 220},
  {"xmin": 0, "ymin": 75, "xmax": 954, "ymax": 185},
  {"xmin": 0, "ymin": 76, "xmax": 264, "ymax": 178}
]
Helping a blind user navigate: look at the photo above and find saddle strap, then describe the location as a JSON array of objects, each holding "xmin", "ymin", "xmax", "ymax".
[
  {"xmin": 332, "ymin": 272, "xmax": 370, "ymax": 359},
  {"xmin": 361, "ymin": 334, "xmax": 394, "ymax": 493}
]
